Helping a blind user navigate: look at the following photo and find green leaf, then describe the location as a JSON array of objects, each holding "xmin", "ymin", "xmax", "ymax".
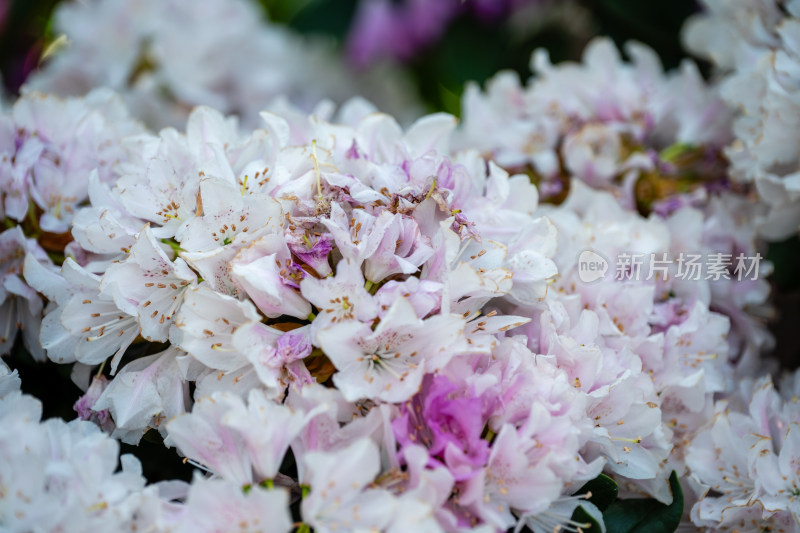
[
  {"xmin": 574, "ymin": 473, "xmax": 619, "ymax": 511},
  {"xmin": 602, "ymin": 471, "xmax": 683, "ymax": 533},
  {"xmin": 570, "ymin": 473, "xmax": 618, "ymax": 533},
  {"xmin": 767, "ymin": 235, "xmax": 800, "ymax": 291},
  {"xmin": 288, "ymin": 0, "xmax": 357, "ymax": 38},
  {"xmin": 572, "ymin": 504, "xmax": 604, "ymax": 532}
]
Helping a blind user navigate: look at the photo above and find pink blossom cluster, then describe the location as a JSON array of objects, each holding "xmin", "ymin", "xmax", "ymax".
[
  {"xmin": 684, "ymin": 372, "xmax": 800, "ymax": 531},
  {"xmin": 685, "ymin": 0, "xmax": 800, "ymax": 240},
  {"xmin": 0, "ymin": 90, "xmax": 774, "ymax": 533},
  {"xmin": 457, "ymin": 36, "xmax": 773, "ymax": 378},
  {"xmin": 0, "ymin": 365, "xmax": 293, "ymax": 533},
  {"xmin": 0, "ymin": 12, "xmax": 796, "ymax": 533},
  {"xmin": 19, "ymin": 102, "xmax": 589, "ymax": 531},
  {"xmin": 0, "ymin": 90, "xmax": 143, "ymax": 363}
]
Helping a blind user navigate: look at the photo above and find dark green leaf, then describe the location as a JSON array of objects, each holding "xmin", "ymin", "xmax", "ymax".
[
  {"xmin": 767, "ymin": 235, "xmax": 800, "ymax": 291},
  {"xmin": 573, "ymin": 473, "xmax": 619, "ymax": 511},
  {"xmin": 570, "ymin": 473, "xmax": 618, "ymax": 533},
  {"xmin": 592, "ymin": 0, "xmax": 701, "ymax": 70},
  {"xmin": 573, "ymin": 505, "xmax": 603, "ymax": 532},
  {"xmin": 288, "ymin": 0, "xmax": 357, "ymax": 39},
  {"xmin": 603, "ymin": 471, "xmax": 683, "ymax": 533}
]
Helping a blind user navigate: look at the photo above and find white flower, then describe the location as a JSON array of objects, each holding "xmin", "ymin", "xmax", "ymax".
[
  {"xmin": 36, "ymin": 257, "xmax": 140, "ymax": 373},
  {"xmin": 180, "ymin": 178, "xmax": 284, "ymax": 296},
  {"xmin": 0, "ymin": 227, "xmax": 49, "ymax": 360},
  {"xmin": 167, "ymin": 389, "xmax": 320, "ymax": 484},
  {"xmin": 175, "ymin": 476, "xmax": 292, "ymax": 533},
  {"xmin": 230, "ymin": 235, "xmax": 311, "ymax": 320},
  {"xmin": 301, "ymin": 438, "xmax": 398, "ymax": 533},
  {"xmin": 301, "ymin": 258, "xmax": 378, "ymax": 333},
  {"xmin": 0, "ymin": 391, "xmax": 149, "ymax": 532},
  {"xmin": 173, "ymin": 285, "xmax": 261, "ymax": 372},
  {"xmin": 100, "ymin": 224, "xmax": 197, "ymax": 342},
  {"xmin": 0, "ymin": 360, "xmax": 20, "ymax": 397},
  {"xmin": 165, "ymin": 392, "xmax": 255, "ymax": 485},
  {"xmin": 316, "ymin": 297, "xmax": 465, "ymax": 403},
  {"xmin": 225, "ymin": 389, "xmax": 324, "ymax": 480},
  {"xmin": 93, "ymin": 346, "xmax": 188, "ymax": 444}
]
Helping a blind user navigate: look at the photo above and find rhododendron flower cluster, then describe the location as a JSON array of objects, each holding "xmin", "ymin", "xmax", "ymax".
[
  {"xmin": 0, "ymin": 89, "xmax": 143, "ymax": 361},
  {"xmin": 2, "ymin": 1, "xmax": 800, "ymax": 532},
  {"xmin": 0, "ymin": 363, "xmax": 294, "ymax": 533},
  {"xmin": 0, "ymin": 92, "xmax": 767, "ymax": 531},
  {"xmin": 1, "ymin": 89, "xmax": 143, "ymax": 233},
  {"xmin": 457, "ymin": 36, "xmax": 773, "ymax": 376},
  {"xmin": 685, "ymin": 373, "xmax": 800, "ymax": 530},
  {"xmin": 684, "ymin": 0, "xmax": 800, "ymax": 240},
  {"xmin": 22, "ymin": 103, "xmax": 599, "ymax": 530}
]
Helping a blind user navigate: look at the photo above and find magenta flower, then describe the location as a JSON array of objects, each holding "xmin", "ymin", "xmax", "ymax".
[
  {"xmin": 346, "ymin": 0, "xmax": 539, "ymax": 67},
  {"xmin": 73, "ymin": 375, "xmax": 114, "ymax": 433},
  {"xmin": 346, "ymin": 0, "xmax": 456, "ymax": 67},
  {"xmin": 394, "ymin": 374, "xmax": 491, "ymax": 481}
]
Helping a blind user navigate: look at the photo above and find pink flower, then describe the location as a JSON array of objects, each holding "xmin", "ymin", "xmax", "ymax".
[
  {"xmin": 230, "ymin": 234, "xmax": 311, "ymax": 320},
  {"xmin": 73, "ymin": 375, "xmax": 114, "ymax": 433},
  {"xmin": 394, "ymin": 375, "xmax": 491, "ymax": 481}
]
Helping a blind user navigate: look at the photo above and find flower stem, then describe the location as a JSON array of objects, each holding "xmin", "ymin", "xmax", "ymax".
[
  {"xmin": 26, "ymin": 201, "xmax": 41, "ymax": 237},
  {"xmin": 95, "ymin": 359, "xmax": 107, "ymax": 378}
]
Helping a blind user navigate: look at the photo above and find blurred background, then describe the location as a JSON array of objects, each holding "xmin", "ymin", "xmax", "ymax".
[{"xmin": 0, "ymin": 0, "xmax": 701, "ymax": 113}]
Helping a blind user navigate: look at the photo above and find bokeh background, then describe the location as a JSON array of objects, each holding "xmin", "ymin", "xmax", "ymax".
[{"xmin": 0, "ymin": 0, "xmax": 701, "ymax": 110}]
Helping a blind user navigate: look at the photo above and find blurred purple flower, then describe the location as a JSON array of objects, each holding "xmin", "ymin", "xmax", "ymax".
[
  {"xmin": 347, "ymin": 0, "xmax": 454, "ymax": 67},
  {"xmin": 346, "ymin": 0, "xmax": 538, "ymax": 67},
  {"xmin": 0, "ymin": 0, "xmax": 8, "ymax": 30}
]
